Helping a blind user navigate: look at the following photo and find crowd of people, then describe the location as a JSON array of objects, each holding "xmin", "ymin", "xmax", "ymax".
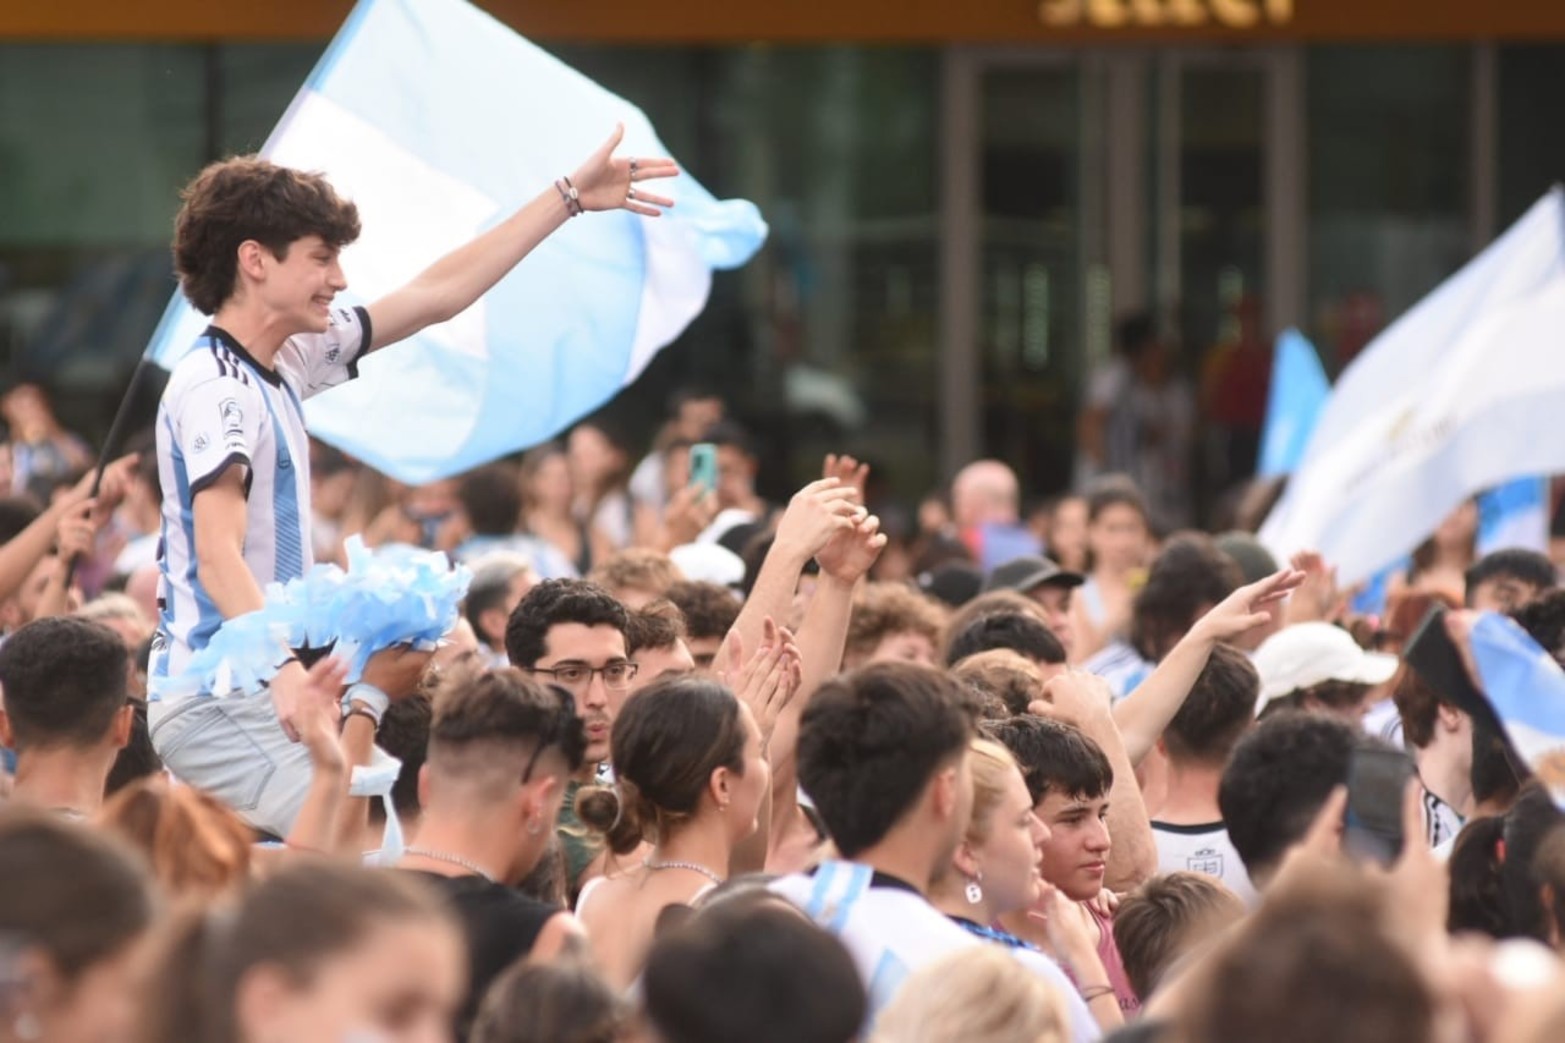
[{"xmin": 7, "ymin": 145, "xmax": 1565, "ymax": 1043}]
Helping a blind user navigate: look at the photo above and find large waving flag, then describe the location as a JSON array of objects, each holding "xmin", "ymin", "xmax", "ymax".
[
  {"xmin": 1257, "ymin": 328, "xmax": 1329, "ymax": 478},
  {"xmin": 1260, "ymin": 187, "xmax": 1565, "ymax": 586},
  {"xmin": 144, "ymin": 0, "xmax": 766, "ymax": 484}
]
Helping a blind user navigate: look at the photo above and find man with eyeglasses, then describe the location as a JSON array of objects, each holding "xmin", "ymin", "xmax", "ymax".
[{"xmin": 504, "ymin": 578, "xmax": 635, "ymax": 898}]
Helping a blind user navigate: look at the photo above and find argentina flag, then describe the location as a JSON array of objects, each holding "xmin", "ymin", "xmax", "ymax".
[
  {"xmin": 1260, "ymin": 187, "xmax": 1565, "ymax": 586},
  {"xmin": 1257, "ymin": 328, "xmax": 1330, "ymax": 479},
  {"xmin": 143, "ymin": 0, "xmax": 767, "ymax": 484},
  {"xmin": 1468, "ymin": 612, "xmax": 1565, "ymax": 802}
]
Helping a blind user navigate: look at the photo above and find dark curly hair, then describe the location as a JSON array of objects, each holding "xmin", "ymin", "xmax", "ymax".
[
  {"xmin": 173, "ymin": 156, "xmax": 361, "ymax": 315},
  {"xmin": 504, "ymin": 579, "xmax": 629, "ymax": 669}
]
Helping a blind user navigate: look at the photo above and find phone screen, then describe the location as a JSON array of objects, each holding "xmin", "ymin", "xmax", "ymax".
[
  {"xmin": 1343, "ymin": 745, "xmax": 1415, "ymax": 866},
  {"xmin": 688, "ymin": 443, "xmax": 718, "ymax": 494}
]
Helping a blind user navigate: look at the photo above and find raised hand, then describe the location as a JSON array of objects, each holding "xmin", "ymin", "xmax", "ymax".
[
  {"xmin": 822, "ymin": 453, "xmax": 870, "ymax": 499},
  {"xmin": 1285, "ymin": 550, "xmax": 1346, "ymax": 625},
  {"xmin": 1189, "ymin": 566, "xmax": 1307, "ymax": 644},
  {"xmin": 361, "ymin": 643, "xmax": 438, "ymax": 703},
  {"xmin": 55, "ymin": 499, "xmax": 98, "ymax": 562},
  {"xmin": 295, "ymin": 657, "xmax": 351, "ymax": 777},
  {"xmin": 815, "ymin": 512, "xmax": 888, "ymax": 585},
  {"xmin": 1031, "ymin": 671, "xmax": 1116, "ymax": 726},
  {"xmin": 658, "ymin": 483, "xmax": 719, "ymax": 549},
  {"xmin": 774, "ymin": 478, "xmax": 866, "ymax": 562},
  {"xmin": 571, "ymin": 123, "xmax": 680, "ymax": 218},
  {"xmin": 721, "ymin": 617, "xmax": 802, "ymax": 751}
]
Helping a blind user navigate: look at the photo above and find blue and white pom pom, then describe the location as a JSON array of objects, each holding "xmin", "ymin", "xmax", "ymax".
[{"xmin": 159, "ymin": 536, "xmax": 471, "ymax": 700}]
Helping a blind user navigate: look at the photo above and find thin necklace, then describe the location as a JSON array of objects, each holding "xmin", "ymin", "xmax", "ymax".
[
  {"xmin": 405, "ymin": 847, "xmax": 497, "ymax": 883},
  {"xmin": 643, "ymin": 857, "xmax": 724, "ymax": 886}
]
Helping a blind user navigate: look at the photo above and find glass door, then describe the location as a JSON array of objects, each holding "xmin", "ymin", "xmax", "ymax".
[
  {"xmin": 1155, "ymin": 50, "xmax": 1285, "ymax": 521},
  {"xmin": 974, "ymin": 56, "xmax": 1104, "ymax": 498}
]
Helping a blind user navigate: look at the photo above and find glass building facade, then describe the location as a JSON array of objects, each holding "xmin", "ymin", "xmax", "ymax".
[{"xmin": 3, "ymin": 37, "xmax": 1564, "ymax": 512}]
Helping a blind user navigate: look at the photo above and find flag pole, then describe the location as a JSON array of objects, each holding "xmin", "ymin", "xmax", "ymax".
[{"xmin": 65, "ymin": 355, "xmax": 158, "ymax": 586}]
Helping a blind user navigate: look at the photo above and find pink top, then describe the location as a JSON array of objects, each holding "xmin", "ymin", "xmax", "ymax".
[{"xmin": 1086, "ymin": 902, "xmax": 1142, "ymax": 1015}]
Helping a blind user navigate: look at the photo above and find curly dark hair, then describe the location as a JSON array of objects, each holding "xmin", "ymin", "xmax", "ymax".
[
  {"xmin": 0, "ymin": 616, "xmax": 128, "ymax": 750},
  {"xmin": 173, "ymin": 156, "xmax": 361, "ymax": 315},
  {"xmin": 504, "ymin": 579, "xmax": 629, "ymax": 669}
]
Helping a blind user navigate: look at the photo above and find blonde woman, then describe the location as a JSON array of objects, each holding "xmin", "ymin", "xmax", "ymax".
[{"xmin": 929, "ymin": 738, "xmax": 1121, "ymax": 1038}]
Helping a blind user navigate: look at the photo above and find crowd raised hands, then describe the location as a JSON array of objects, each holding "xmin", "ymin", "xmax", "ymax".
[{"xmin": 13, "ymin": 386, "xmax": 1565, "ymax": 1043}]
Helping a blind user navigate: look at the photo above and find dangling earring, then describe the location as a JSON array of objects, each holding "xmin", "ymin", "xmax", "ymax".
[
  {"xmin": 14, "ymin": 1010, "xmax": 41, "ymax": 1041},
  {"xmin": 965, "ymin": 873, "xmax": 984, "ymax": 905}
]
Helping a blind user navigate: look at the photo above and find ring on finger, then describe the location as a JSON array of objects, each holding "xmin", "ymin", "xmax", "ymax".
[{"xmin": 627, "ymin": 187, "xmax": 638, "ymax": 202}]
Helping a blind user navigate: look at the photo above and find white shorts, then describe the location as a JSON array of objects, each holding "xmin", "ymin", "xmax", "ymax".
[{"xmin": 149, "ymin": 692, "xmax": 314, "ymax": 839}]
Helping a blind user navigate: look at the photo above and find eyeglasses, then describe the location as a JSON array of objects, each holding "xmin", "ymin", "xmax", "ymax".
[{"xmin": 524, "ymin": 661, "xmax": 638, "ymax": 690}]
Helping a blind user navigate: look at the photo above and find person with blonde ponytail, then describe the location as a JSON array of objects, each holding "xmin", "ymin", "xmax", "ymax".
[
  {"xmin": 576, "ymin": 670, "xmax": 793, "ymax": 990},
  {"xmin": 929, "ymin": 738, "xmax": 1114, "ymax": 1040}
]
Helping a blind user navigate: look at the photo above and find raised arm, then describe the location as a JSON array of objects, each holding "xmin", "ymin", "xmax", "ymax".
[
  {"xmin": 715, "ymin": 478, "xmax": 862, "ymax": 671},
  {"xmin": 1111, "ymin": 568, "xmax": 1304, "ymax": 766},
  {"xmin": 0, "ymin": 454, "xmax": 134, "ymax": 606},
  {"xmin": 366, "ymin": 124, "xmax": 678, "ymax": 351}
]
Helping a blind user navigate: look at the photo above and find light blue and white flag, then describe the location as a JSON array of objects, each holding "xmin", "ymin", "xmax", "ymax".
[
  {"xmin": 1257, "ymin": 328, "xmax": 1329, "ymax": 478},
  {"xmin": 1260, "ymin": 187, "xmax": 1565, "ymax": 586},
  {"xmin": 1469, "ymin": 611, "xmax": 1565, "ymax": 801},
  {"xmin": 144, "ymin": 0, "xmax": 766, "ymax": 484},
  {"xmin": 1477, "ymin": 476, "xmax": 1551, "ymax": 557}
]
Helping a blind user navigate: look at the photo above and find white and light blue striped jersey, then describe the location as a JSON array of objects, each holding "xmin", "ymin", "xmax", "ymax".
[
  {"xmin": 772, "ymin": 861, "xmax": 1101, "ymax": 1040},
  {"xmin": 148, "ymin": 307, "xmax": 371, "ymax": 701}
]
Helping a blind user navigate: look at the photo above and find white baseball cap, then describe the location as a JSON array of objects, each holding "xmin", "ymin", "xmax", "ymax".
[
  {"xmin": 669, "ymin": 542, "xmax": 747, "ymax": 589},
  {"xmin": 1253, "ymin": 622, "xmax": 1398, "ymax": 710}
]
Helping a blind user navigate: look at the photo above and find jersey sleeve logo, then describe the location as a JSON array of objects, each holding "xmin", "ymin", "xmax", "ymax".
[{"xmin": 220, "ymin": 398, "xmax": 244, "ymax": 435}]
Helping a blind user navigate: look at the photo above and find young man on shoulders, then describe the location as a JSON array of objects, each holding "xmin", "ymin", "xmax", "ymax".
[{"xmin": 148, "ymin": 130, "xmax": 675, "ymax": 834}]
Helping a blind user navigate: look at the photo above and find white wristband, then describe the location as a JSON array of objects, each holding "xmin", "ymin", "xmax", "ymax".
[{"xmin": 342, "ymin": 682, "xmax": 390, "ymax": 725}]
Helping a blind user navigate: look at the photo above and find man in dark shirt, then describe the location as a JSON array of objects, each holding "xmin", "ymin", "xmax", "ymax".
[{"xmin": 397, "ymin": 668, "xmax": 587, "ymax": 1039}]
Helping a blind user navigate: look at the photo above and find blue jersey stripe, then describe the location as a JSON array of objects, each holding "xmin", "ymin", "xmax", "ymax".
[{"xmin": 257, "ymin": 390, "xmax": 306, "ymax": 583}]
